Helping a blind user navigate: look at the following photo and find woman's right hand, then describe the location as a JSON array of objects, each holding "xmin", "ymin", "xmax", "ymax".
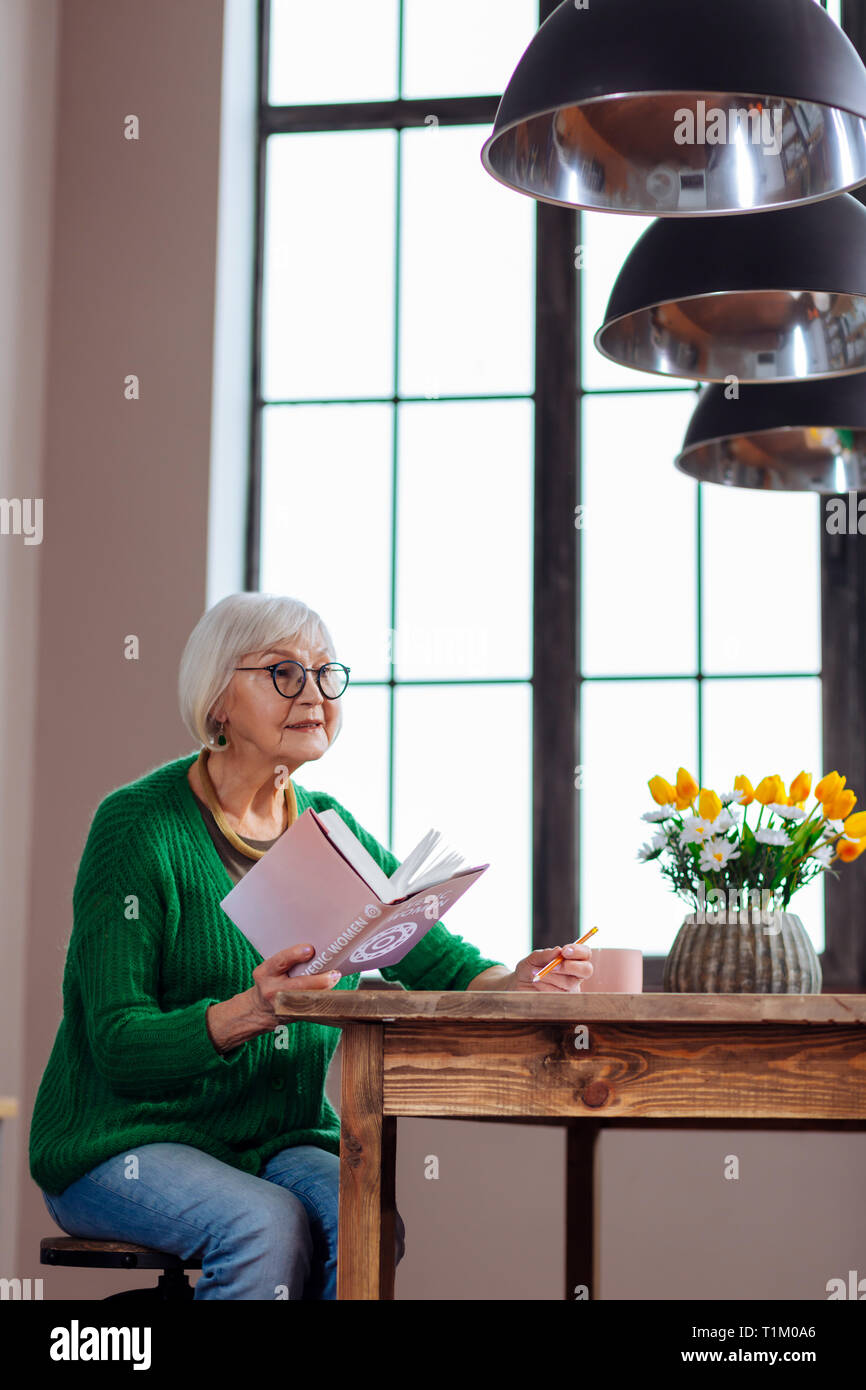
[
  {"xmin": 247, "ymin": 943, "xmax": 341, "ymax": 1022},
  {"xmin": 206, "ymin": 944, "xmax": 342, "ymax": 1053}
]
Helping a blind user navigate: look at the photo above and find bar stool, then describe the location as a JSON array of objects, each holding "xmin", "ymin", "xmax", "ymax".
[{"xmin": 40, "ymin": 1237, "xmax": 201, "ymax": 1300}]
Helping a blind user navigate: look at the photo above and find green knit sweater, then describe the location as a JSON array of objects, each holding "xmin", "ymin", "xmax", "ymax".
[{"xmin": 30, "ymin": 751, "xmax": 505, "ymax": 1195}]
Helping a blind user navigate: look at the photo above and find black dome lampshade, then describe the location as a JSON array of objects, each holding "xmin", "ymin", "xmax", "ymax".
[
  {"xmin": 481, "ymin": 0, "xmax": 866, "ymax": 215},
  {"xmin": 675, "ymin": 376, "xmax": 866, "ymax": 491},
  {"xmin": 595, "ymin": 194, "xmax": 866, "ymax": 383}
]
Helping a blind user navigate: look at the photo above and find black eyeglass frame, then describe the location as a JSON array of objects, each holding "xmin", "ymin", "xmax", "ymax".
[{"xmin": 233, "ymin": 660, "xmax": 351, "ymax": 699}]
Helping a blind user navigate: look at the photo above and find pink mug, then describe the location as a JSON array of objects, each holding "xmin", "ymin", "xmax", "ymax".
[{"xmin": 580, "ymin": 947, "xmax": 643, "ymax": 993}]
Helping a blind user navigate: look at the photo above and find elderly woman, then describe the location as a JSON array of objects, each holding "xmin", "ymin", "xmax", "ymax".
[{"xmin": 30, "ymin": 592, "xmax": 592, "ymax": 1300}]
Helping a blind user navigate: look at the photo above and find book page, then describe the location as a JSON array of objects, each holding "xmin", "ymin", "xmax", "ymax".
[
  {"xmin": 388, "ymin": 828, "xmax": 469, "ymax": 898},
  {"xmin": 317, "ymin": 809, "xmax": 473, "ymax": 903},
  {"xmin": 315, "ymin": 809, "xmax": 393, "ymax": 899}
]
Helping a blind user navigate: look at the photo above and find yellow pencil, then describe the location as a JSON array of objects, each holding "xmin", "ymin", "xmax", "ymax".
[{"xmin": 531, "ymin": 926, "xmax": 599, "ymax": 983}]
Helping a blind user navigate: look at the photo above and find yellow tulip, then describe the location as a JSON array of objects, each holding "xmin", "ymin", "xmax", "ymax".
[
  {"xmin": 815, "ymin": 771, "xmax": 845, "ymax": 805},
  {"xmin": 676, "ymin": 767, "xmax": 699, "ymax": 804},
  {"xmin": 698, "ymin": 788, "xmax": 723, "ymax": 822},
  {"xmin": 841, "ymin": 811, "xmax": 866, "ymax": 839},
  {"xmin": 836, "ymin": 835, "xmax": 866, "ymax": 863},
  {"xmin": 733, "ymin": 774, "xmax": 754, "ymax": 806},
  {"xmin": 825, "ymin": 788, "xmax": 857, "ymax": 822},
  {"xmin": 675, "ymin": 794, "xmax": 692, "ymax": 811},
  {"xmin": 754, "ymin": 775, "xmax": 783, "ymax": 806},
  {"xmin": 648, "ymin": 775, "xmax": 677, "ymax": 806},
  {"xmin": 788, "ymin": 771, "xmax": 811, "ymax": 804}
]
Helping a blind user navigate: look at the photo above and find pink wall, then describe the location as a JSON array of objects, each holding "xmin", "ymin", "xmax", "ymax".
[
  {"xmin": 3, "ymin": 0, "xmax": 864, "ymax": 1302},
  {"xmin": 14, "ymin": 0, "xmax": 226, "ymax": 1298},
  {"xmin": 0, "ymin": 0, "xmax": 60, "ymax": 1278}
]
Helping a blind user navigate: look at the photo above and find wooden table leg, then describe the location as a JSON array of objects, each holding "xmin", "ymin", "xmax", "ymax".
[
  {"xmin": 337, "ymin": 1022, "xmax": 397, "ymax": 1300},
  {"xmin": 565, "ymin": 1121, "xmax": 600, "ymax": 1300}
]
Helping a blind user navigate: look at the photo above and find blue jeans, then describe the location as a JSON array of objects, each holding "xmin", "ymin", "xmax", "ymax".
[{"xmin": 41, "ymin": 1142, "xmax": 405, "ymax": 1300}]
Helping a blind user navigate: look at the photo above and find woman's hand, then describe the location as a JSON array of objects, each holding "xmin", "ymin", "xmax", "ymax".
[
  {"xmin": 247, "ymin": 943, "xmax": 341, "ymax": 1021},
  {"xmin": 506, "ymin": 940, "xmax": 594, "ymax": 992},
  {"xmin": 206, "ymin": 944, "xmax": 341, "ymax": 1053}
]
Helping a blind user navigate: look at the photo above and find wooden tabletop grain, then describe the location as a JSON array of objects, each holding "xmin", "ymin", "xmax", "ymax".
[{"xmin": 272, "ymin": 990, "xmax": 866, "ymax": 1025}]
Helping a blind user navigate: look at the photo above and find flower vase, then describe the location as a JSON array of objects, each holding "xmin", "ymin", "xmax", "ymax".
[{"xmin": 663, "ymin": 910, "xmax": 822, "ymax": 993}]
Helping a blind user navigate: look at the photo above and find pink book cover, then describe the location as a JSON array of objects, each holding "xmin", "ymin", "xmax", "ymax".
[{"xmin": 219, "ymin": 807, "xmax": 489, "ymax": 976}]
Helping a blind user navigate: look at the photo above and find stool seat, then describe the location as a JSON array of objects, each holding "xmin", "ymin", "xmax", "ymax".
[{"xmin": 41, "ymin": 1236, "xmax": 202, "ymax": 1272}]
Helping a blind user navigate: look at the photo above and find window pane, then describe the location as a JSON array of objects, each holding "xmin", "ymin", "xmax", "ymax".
[
  {"xmin": 393, "ymin": 683, "xmax": 531, "ymax": 967},
  {"xmin": 268, "ymin": 0, "xmax": 399, "ymax": 105},
  {"xmin": 263, "ymin": 132, "xmax": 396, "ymax": 399},
  {"xmin": 396, "ymin": 401, "xmax": 533, "ymax": 679},
  {"xmin": 580, "ymin": 680, "xmax": 698, "ymax": 953},
  {"xmin": 399, "ymin": 126, "xmax": 534, "ymax": 397},
  {"xmin": 260, "ymin": 403, "xmax": 393, "ymax": 681},
  {"xmin": 581, "ymin": 211, "xmax": 686, "ymax": 392},
  {"xmin": 701, "ymin": 487, "xmax": 821, "ymax": 674},
  {"xmin": 701, "ymin": 676, "xmax": 824, "ymax": 952},
  {"xmin": 581, "ymin": 392, "xmax": 698, "ymax": 675},
  {"xmin": 309, "ymin": 684, "xmax": 391, "ymax": 848},
  {"xmin": 402, "ymin": 0, "xmax": 538, "ymax": 99}
]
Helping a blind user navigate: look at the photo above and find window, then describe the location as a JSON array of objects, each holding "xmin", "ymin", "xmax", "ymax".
[
  {"xmin": 254, "ymin": 0, "xmax": 536, "ymax": 968},
  {"xmin": 254, "ymin": 0, "xmax": 863, "ymax": 989},
  {"xmin": 578, "ymin": 212, "xmax": 822, "ymax": 957}
]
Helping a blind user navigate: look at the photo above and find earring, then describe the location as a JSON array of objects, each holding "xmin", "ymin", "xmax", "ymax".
[{"xmin": 209, "ymin": 720, "xmax": 228, "ymax": 747}]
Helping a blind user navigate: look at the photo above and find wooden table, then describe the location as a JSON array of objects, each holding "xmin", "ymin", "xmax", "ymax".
[{"xmin": 272, "ymin": 992, "xmax": 866, "ymax": 1300}]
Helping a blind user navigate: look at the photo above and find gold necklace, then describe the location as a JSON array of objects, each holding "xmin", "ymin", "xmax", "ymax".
[{"xmin": 195, "ymin": 748, "xmax": 297, "ymax": 860}]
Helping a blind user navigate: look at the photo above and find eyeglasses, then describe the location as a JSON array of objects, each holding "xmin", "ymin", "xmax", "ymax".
[{"xmin": 233, "ymin": 660, "xmax": 351, "ymax": 700}]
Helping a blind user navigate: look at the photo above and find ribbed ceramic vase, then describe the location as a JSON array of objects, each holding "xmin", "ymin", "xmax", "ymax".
[{"xmin": 663, "ymin": 911, "xmax": 822, "ymax": 993}]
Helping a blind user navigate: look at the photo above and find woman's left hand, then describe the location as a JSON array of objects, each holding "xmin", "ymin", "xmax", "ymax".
[{"xmin": 506, "ymin": 941, "xmax": 594, "ymax": 992}]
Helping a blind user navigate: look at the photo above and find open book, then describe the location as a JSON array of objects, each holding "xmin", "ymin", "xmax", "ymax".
[{"xmin": 220, "ymin": 806, "xmax": 489, "ymax": 976}]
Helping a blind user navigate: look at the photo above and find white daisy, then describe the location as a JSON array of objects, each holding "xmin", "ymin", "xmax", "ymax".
[
  {"xmin": 819, "ymin": 819, "xmax": 844, "ymax": 841},
  {"xmin": 641, "ymin": 806, "xmax": 678, "ymax": 822},
  {"xmin": 809, "ymin": 844, "xmax": 834, "ymax": 867},
  {"xmin": 698, "ymin": 838, "xmax": 741, "ymax": 872},
  {"xmin": 710, "ymin": 809, "xmax": 735, "ymax": 834},
  {"xmin": 679, "ymin": 814, "xmax": 715, "ymax": 846},
  {"xmin": 720, "ymin": 789, "xmax": 746, "ymax": 805},
  {"xmin": 755, "ymin": 827, "xmax": 791, "ymax": 847},
  {"xmin": 637, "ymin": 841, "xmax": 661, "ymax": 862},
  {"xmin": 767, "ymin": 802, "xmax": 806, "ymax": 821}
]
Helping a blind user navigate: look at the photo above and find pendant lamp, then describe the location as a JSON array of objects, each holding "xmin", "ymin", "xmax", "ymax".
[
  {"xmin": 481, "ymin": 0, "xmax": 866, "ymax": 215},
  {"xmin": 595, "ymin": 194, "xmax": 866, "ymax": 382},
  {"xmin": 675, "ymin": 377, "xmax": 866, "ymax": 490}
]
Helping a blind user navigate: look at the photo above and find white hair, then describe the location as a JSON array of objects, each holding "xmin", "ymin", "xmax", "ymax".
[{"xmin": 178, "ymin": 592, "xmax": 337, "ymax": 750}]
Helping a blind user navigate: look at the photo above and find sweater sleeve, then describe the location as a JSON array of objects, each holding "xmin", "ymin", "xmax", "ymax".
[
  {"xmin": 310, "ymin": 793, "xmax": 508, "ymax": 991},
  {"xmin": 70, "ymin": 796, "xmax": 247, "ymax": 1095}
]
